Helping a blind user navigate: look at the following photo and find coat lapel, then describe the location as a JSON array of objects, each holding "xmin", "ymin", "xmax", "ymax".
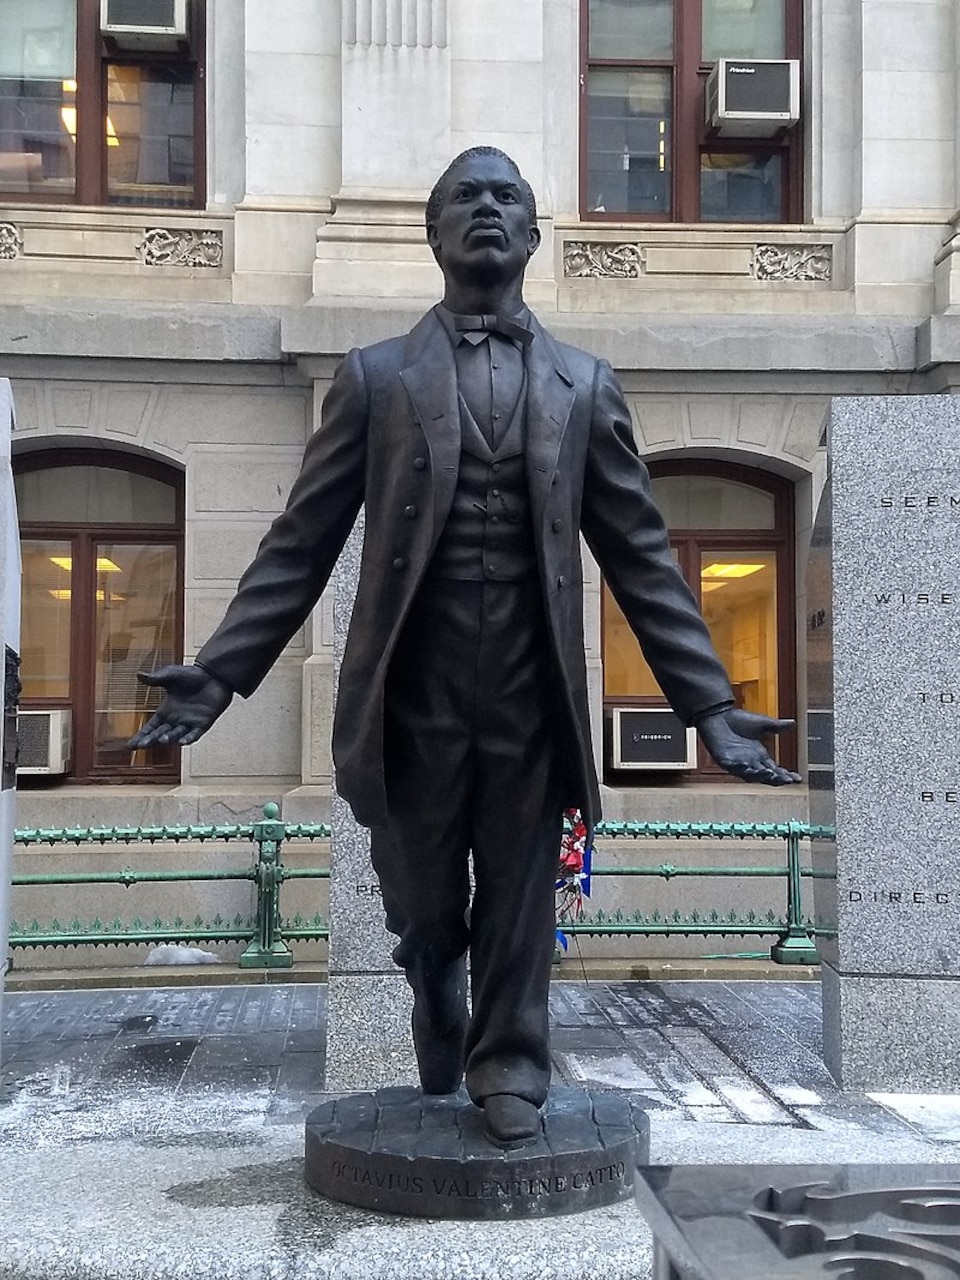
[
  {"xmin": 525, "ymin": 317, "xmax": 576, "ymax": 531},
  {"xmin": 398, "ymin": 309, "xmax": 461, "ymax": 546}
]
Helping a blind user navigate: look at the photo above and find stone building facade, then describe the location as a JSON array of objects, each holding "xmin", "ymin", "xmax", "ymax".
[{"xmin": 2, "ymin": 0, "xmax": 958, "ymax": 840}]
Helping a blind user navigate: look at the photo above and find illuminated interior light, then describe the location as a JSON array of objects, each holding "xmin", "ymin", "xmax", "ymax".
[
  {"xmin": 48, "ymin": 589, "xmax": 114, "ymax": 602},
  {"xmin": 701, "ymin": 562, "xmax": 766, "ymax": 579},
  {"xmin": 700, "ymin": 581, "xmax": 728, "ymax": 593},
  {"xmin": 49, "ymin": 556, "xmax": 123, "ymax": 573},
  {"xmin": 59, "ymin": 96, "xmax": 121, "ymax": 146}
]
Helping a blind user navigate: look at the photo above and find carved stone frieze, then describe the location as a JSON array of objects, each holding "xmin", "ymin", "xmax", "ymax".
[
  {"xmin": 563, "ymin": 241, "xmax": 644, "ymax": 279},
  {"xmin": 135, "ymin": 228, "xmax": 224, "ymax": 268},
  {"xmin": 0, "ymin": 223, "xmax": 23, "ymax": 260},
  {"xmin": 752, "ymin": 243, "xmax": 832, "ymax": 282}
]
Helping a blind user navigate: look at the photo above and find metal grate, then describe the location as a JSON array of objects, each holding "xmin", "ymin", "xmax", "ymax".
[{"xmin": 17, "ymin": 711, "xmax": 51, "ymax": 769}]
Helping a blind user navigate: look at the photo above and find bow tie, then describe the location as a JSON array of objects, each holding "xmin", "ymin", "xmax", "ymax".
[{"xmin": 453, "ymin": 313, "xmax": 534, "ymax": 347}]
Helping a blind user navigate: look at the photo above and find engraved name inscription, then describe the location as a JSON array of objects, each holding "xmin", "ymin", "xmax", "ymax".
[
  {"xmin": 327, "ymin": 1158, "xmax": 626, "ymax": 1198},
  {"xmin": 355, "ymin": 883, "xmax": 382, "ymax": 896}
]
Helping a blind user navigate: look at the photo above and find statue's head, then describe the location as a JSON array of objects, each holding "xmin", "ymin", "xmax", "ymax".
[{"xmin": 425, "ymin": 147, "xmax": 541, "ymax": 289}]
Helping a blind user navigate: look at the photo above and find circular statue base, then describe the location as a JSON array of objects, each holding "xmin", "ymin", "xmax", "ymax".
[{"xmin": 304, "ymin": 1085, "xmax": 649, "ymax": 1219}]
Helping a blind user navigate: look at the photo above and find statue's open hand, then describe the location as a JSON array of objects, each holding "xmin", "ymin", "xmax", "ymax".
[
  {"xmin": 128, "ymin": 665, "xmax": 233, "ymax": 749},
  {"xmin": 696, "ymin": 708, "xmax": 801, "ymax": 786}
]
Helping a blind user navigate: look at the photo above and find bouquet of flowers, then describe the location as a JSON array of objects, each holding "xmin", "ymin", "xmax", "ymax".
[{"xmin": 555, "ymin": 808, "xmax": 592, "ymax": 952}]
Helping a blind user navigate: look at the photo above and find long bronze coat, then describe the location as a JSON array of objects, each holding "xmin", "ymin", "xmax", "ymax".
[{"xmin": 196, "ymin": 307, "xmax": 734, "ymax": 834}]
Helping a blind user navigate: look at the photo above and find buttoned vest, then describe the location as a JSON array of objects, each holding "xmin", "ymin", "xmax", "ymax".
[{"xmin": 428, "ymin": 372, "xmax": 537, "ymax": 582}]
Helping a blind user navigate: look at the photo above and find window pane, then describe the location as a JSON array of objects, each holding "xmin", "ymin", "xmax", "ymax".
[
  {"xmin": 106, "ymin": 64, "xmax": 194, "ymax": 207},
  {"xmin": 586, "ymin": 69, "xmax": 671, "ymax": 215},
  {"xmin": 0, "ymin": 0, "xmax": 77, "ymax": 195},
  {"xmin": 589, "ymin": 0, "xmax": 673, "ymax": 59},
  {"xmin": 702, "ymin": 0, "xmax": 785, "ymax": 60},
  {"xmin": 15, "ymin": 466, "xmax": 177, "ymax": 525},
  {"xmin": 20, "ymin": 539, "xmax": 72, "ymax": 699},
  {"xmin": 93, "ymin": 543, "xmax": 178, "ymax": 769},
  {"xmin": 651, "ymin": 475, "xmax": 776, "ymax": 529},
  {"xmin": 0, "ymin": 0, "xmax": 76, "ymax": 78},
  {"xmin": 602, "ymin": 552, "xmax": 679, "ymax": 699},
  {"xmin": 700, "ymin": 151, "xmax": 782, "ymax": 222},
  {"xmin": 700, "ymin": 551, "xmax": 778, "ymax": 717}
]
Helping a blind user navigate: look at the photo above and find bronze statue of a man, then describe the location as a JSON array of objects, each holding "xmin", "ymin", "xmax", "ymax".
[{"xmin": 133, "ymin": 147, "xmax": 798, "ymax": 1147}]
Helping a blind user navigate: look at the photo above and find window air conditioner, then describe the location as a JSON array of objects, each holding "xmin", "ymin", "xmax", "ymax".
[
  {"xmin": 609, "ymin": 706, "xmax": 697, "ymax": 771},
  {"xmin": 16, "ymin": 709, "xmax": 72, "ymax": 776},
  {"xmin": 705, "ymin": 59, "xmax": 800, "ymax": 138},
  {"xmin": 100, "ymin": 0, "xmax": 188, "ymax": 50}
]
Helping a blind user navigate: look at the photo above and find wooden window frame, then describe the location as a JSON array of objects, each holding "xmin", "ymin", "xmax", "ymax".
[
  {"xmin": 601, "ymin": 459, "xmax": 797, "ymax": 780},
  {"xmin": 3, "ymin": 0, "xmax": 205, "ymax": 208},
  {"xmin": 580, "ymin": 0, "xmax": 803, "ymax": 223},
  {"xmin": 16, "ymin": 449, "xmax": 184, "ymax": 783}
]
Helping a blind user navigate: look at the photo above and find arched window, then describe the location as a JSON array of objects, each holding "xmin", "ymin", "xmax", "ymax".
[
  {"xmin": 602, "ymin": 460, "xmax": 796, "ymax": 779},
  {"xmin": 15, "ymin": 449, "xmax": 183, "ymax": 780}
]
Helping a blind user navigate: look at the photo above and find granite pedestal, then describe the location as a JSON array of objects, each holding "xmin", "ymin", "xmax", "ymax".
[
  {"xmin": 812, "ymin": 396, "xmax": 960, "ymax": 1090},
  {"xmin": 305, "ymin": 1086, "xmax": 649, "ymax": 1219}
]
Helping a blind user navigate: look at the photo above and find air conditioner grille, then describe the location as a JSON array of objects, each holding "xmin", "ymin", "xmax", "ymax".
[
  {"xmin": 17, "ymin": 712, "xmax": 51, "ymax": 769},
  {"xmin": 105, "ymin": 0, "xmax": 178, "ymax": 29},
  {"xmin": 725, "ymin": 61, "xmax": 793, "ymax": 115}
]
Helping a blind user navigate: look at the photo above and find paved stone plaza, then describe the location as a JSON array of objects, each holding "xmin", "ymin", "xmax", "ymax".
[{"xmin": 3, "ymin": 980, "xmax": 960, "ymax": 1279}]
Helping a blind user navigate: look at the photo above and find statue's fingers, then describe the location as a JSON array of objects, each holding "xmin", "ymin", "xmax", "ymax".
[
  {"xmin": 155, "ymin": 723, "xmax": 192, "ymax": 745},
  {"xmin": 136, "ymin": 668, "xmax": 175, "ymax": 688},
  {"xmin": 133, "ymin": 708, "xmax": 198, "ymax": 746},
  {"xmin": 127, "ymin": 709, "xmax": 168, "ymax": 746},
  {"xmin": 765, "ymin": 717, "xmax": 796, "ymax": 735}
]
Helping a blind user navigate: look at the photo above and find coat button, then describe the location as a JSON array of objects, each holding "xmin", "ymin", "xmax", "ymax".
[
  {"xmin": 404, "ymin": 505, "xmax": 417, "ymax": 518},
  {"xmin": 393, "ymin": 557, "xmax": 406, "ymax": 570},
  {"xmin": 557, "ymin": 575, "xmax": 566, "ymax": 588},
  {"xmin": 492, "ymin": 462, "xmax": 501, "ymax": 473},
  {"xmin": 552, "ymin": 519, "xmax": 563, "ymax": 532},
  {"xmin": 413, "ymin": 457, "xmax": 426, "ymax": 470}
]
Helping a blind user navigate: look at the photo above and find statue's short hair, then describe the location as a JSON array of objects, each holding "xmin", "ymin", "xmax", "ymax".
[{"xmin": 425, "ymin": 147, "xmax": 538, "ymax": 230}]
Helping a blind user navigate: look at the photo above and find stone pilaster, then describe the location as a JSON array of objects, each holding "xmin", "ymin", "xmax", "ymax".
[{"xmin": 314, "ymin": 0, "xmax": 451, "ymax": 301}]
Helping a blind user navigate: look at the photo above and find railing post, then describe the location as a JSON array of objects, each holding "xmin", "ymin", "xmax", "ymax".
[
  {"xmin": 240, "ymin": 802, "xmax": 293, "ymax": 969},
  {"xmin": 770, "ymin": 820, "xmax": 819, "ymax": 965}
]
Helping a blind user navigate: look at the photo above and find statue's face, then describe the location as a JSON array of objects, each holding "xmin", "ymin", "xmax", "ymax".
[{"xmin": 427, "ymin": 153, "xmax": 540, "ymax": 287}]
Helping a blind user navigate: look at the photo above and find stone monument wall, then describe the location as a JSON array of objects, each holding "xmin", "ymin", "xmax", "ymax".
[
  {"xmin": 323, "ymin": 514, "xmax": 417, "ymax": 1091},
  {"xmin": 819, "ymin": 395, "xmax": 960, "ymax": 1090},
  {"xmin": 0, "ymin": 379, "xmax": 19, "ymax": 1058}
]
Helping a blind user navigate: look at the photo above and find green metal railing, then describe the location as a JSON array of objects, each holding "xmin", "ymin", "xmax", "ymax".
[
  {"xmin": 568, "ymin": 819, "xmax": 835, "ymax": 965},
  {"xmin": 10, "ymin": 807, "xmax": 835, "ymax": 968},
  {"xmin": 10, "ymin": 802, "xmax": 331, "ymax": 969}
]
